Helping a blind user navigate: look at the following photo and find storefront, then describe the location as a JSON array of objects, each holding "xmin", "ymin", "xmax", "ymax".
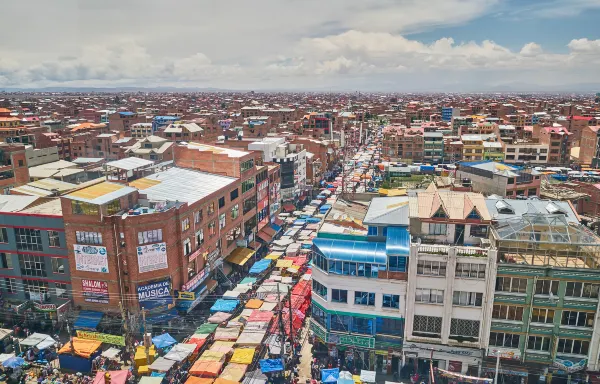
[
  {"xmin": 177, "ymin": 266, "xmax": 212, "ymax": 313},
  {"xmin": 402, "ymin": 342, "xmax": 482, "ymax": 376}
]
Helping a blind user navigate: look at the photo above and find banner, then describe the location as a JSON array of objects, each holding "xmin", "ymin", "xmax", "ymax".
[
  {"xmin": 34, "ymin": 303, "xmax": 57, "ymax": 312},
  {"xmin": 76, "ymin": 330, "xmax": 125, "ymax": 346},
  {"xmin": 137, "ymin": 279, "xmax": 172, "ymax": 310},
  {"xmin": 82, "ymin": 279, "xmax": 109, "ymax": 304},
  {"xmin": 137, "ymin": 242, "xmax": 168, "ymax": 273},
  {"xmin": 74, "ymin": 244, "xmax": 108, "ymax": 273}
]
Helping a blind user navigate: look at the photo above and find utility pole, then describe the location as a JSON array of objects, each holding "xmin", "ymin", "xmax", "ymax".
[
  {"xmin": 288, "ymin": 290, "xmax": 294, "ymax": 353},
  {"xmin": 142, "ymin": 307, "xmax": 150, "ymax": 365},
  {"xmin": 493, "ymin": 351, "xmax": 500, "ymax": 384},
  {"xmin": 119, "ymin": 301, "xmax": 130, "ymax": 357},
  {"xmin": 277, "ymin": 284, "xmax": 286, "ymax": 369}
]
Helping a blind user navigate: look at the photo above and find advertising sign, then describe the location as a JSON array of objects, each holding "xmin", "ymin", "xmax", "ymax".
[
  {"xmin": 487, "ymin": 348, "xmax": 521, "ymax": 361},
  {"xmin": 137, "ymin": 242, "xmax": 168, "ymax": 273},
  {"xmin": 207, "ymin": 248, "xmax": 221, "ymax": 264},
  {"xmin": 553, "ymin": 357, "xmax": 587, "ymax": 373},
  {"xmin": 74, "ymin": 244, "xmax": 109, "ymax": 273},
  {"xmin": 34, "ymin": 303, "xmax": 57, "ymax": 312},
  {"xmin": 137, "ymin": 279, "xmax": 172, "ymax": 310},
  {"xmin": 177, "ymin": 291, "xmax": 195, "ymax": 300},
  {"xmin": 181, "ymin": 267, "xmax": 210, "ymax": 292},
  {"xmin": 76, "ymin": 330, "xmax": 125, "ymax": 346},
  {"xmin": 82, "ymin": 279, "xmax": 109, "ymax": 304}
]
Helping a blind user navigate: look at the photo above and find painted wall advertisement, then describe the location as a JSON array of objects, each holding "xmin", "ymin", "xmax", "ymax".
[
  {"xmin": 82, "ymin": 279, "xmax": 109, "ymax": 304},
  {"xmin": 137, "ymin": 242, "xmax": 168, "ymax": 273},
  {"xmin": 76, "ymin": 330, "xmax": 125, "ymax": 346},
  {"xmin": 137, "ymin": 279, "xmax": 172, "ymax": 310},
  {"xmin": 74, "ymin": 244, "xmax": 109, "ymax": 273}
]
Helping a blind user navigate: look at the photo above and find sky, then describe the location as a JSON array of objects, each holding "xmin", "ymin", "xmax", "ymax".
[{"xmin": 1, "ymin": 0, "xmax": 600, "ymax": 91}]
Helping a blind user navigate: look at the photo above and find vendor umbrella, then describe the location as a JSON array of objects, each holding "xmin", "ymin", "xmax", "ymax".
[{"xmin": 2, "ymin": 356, "xmax": 25, "ymax": 368}]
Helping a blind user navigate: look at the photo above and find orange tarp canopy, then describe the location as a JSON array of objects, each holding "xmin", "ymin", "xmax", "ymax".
[
  {"xmin": 186, "ymin": 378, "xmax": 214, "ymax": 384},
  {"xmin": 245, "ymin": 299, "xmax": 263, "ymax": 309},
  {"xmin": 190, "ymin": 360, "xmax": 224, "ymax": 377},
  {"xmin": 59, "ymin": 337, "xmax": 102, "ymax": 358},
  {"xmin": 214, "ymin": 378, "xmax": 239, "ymax": 384}
]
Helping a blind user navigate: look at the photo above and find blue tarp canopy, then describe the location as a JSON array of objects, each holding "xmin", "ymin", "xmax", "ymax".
[
  {"xmin": 146, "ymin": 309, "xmax": 179, "ymax": 325},
  {"xmin": 210, "ymin": 299, "xmax": 239, "ymax": 313},
  {"xmin": 73, "ymin": 311, "xmax": 104, "ymax": 331},
  {"xmin": 240, "ymin": 277, "xmax": 257, "ymax": 285},
  {"xmin": 152, "ymin": 333, "xmax": 177, "ymax": 349},
  {"xmin": 306, "ymin": 217, "xmax": 321, "ymax": 223},
  {"xmin": 313, "ymin": 238, "xmax": 387, "ymax": 264},
  {"xmin": 322, "ymin": 368, "xmax": 340, "ymax": 383},
  {"xmin": 259, "ymin": 359, "xmax": 284, "ymax": 373},
  {"xmin": 316, "ymin": 194, "xmax": 327, "ymax": 199},
  {"xmin": 293, "ymin": 219, "xmax": 307, "ymax": 226},
  {"xmin": 271, "ymin": 224, "xmax": 281, "ymax": 232},
  {"xmin": 319, "ymin": 204, "xmax": 332, "ymax": 214},
  {"xmin": 250, "ymin": 259, "xmax": 272, "ymax": 274},
  {"xmin": 385, "ymin": 226, "xmax": 410, "ymax": 257}
]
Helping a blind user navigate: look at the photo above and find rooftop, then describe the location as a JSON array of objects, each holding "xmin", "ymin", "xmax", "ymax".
[
  {"xmin": 64, "ymin": 182, "xmax": 137, "ymax": 205},
  {"xmin": 182, "ymin": 142, "xmax": 250, "ymax": 158},
  {"xmin": 364, "ymin": 196, "xmax": 410, "ymax": 226}
]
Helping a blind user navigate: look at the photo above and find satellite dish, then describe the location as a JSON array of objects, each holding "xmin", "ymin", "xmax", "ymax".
[{"xmin": 121, "ymin": 213, "xmax": 128, "ymax": 220}]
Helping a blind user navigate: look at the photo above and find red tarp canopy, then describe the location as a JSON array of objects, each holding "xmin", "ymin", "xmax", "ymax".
[
  {"xmin": 283, "ymin": 204, "xmax": 296, "ymax": 212},
  {"xmin": 257, "ymin": 231, "xmax": 273, "ymax": 243},
  {"xmin": 248, "ymin": 310, "xmax": 274, "ymax": 323},
  {"xmin": 93, "ymin": 371, "xmax": 130, "ymax": 384}
]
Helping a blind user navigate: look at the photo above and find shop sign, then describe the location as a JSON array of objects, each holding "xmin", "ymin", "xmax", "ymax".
[
  {"xmin": 329, "ymin": 332, "xmax": 375, "ymax": 349},
  {"xmin": 186, "ymin": 285, "xmax": 208, "ymax": 313},
  {"xmin": 181, "ymin": 267, "xmax": 210, "ymax": 292},
  {"xmin": 74, "ymin": 244, "xmax": 109, "ymax": 273},
  {"xmin": 553, "ymin": 357, "xmax": 587, "ymax": 373},
  {"xmin": 482, "ymin": 367, "xmax": 528, "ymax": 378},
  {"xmin": 310, "ymin": 321, "xmax": 327, "ymax": 342},
  {"xmin": 487, "ymin": 348, "xmax": 521, "ymax": 360},
  {"xmin": 82, "ymin": 279, "xmax": 109, "ymax": 304},
  {"xmin": 403, "ymin": 342, "xmax": 482, "ymax": 358},
  {"xmin": 207, "ymin": 248, "xmax": 221, "ymax": 264},
  {"xmin": 137, "ymin": 279, "xmax": 172, "ymax": 310},
  {"xmin": 34, "ymin": 303, "xmax": 56, "ymax": 312},
  {"xmin": 137, "ymin": 242, "xmax": 168, "ymax": 273},
  {"xmin": 177, "ymin": 291, "xmax": 195, "ymax": 300},
  {"xmin": 188, "ymin": 247, "xmax": 205, "ymax": 263},
  {"xmin": 76, "ymin": 330, "xmax": 125, "ymax": 346}
]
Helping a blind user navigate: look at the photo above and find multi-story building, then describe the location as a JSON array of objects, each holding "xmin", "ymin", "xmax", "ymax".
[
  {"xmin": 442, "ymin": 107, "xmax": 460, "ymax": 122},
  {"xmin": 108, "ymin": 111, "xmax": 145, "ymax": 132},
  {"xmin": 0, "ymin": 196, "xmax": 71, "ymax": 326},
  {"xmin": 60, "ymin": 166, "xmax": 242, "ymax": 318},
  {"xmin": 483, "ymin": 141, "xmax": 504, "ymax": 162},
  {"xmin": 272, "ymin": 143, "xmax": 307, "ymax": 202},
  {"xmin": 461, "ymin": 135, "xmax": 485, "ymax": 162},
  {"xmin": 130, "ymin": 123, "xmax": 154, "ymax": 139},
  {"xmin": 248, "ymin": 137, "xmax": 287, "ymax": 162},
  {"xmin": 423, "ymin": 131, "xmax": 444, "ymax": 164},
  {"xmin": 579, "ymin": 125, "xmax": 600, "ymax": 167},
  {"xmin": 533, "ymin": 125, "xmax": 573, "ymax": 165},
  {"xmin": 267, "ymin": 164, "xmax": 281, "ymax": 223},
  {"xmin": 0, "ymin": 142, "xmax": 30, "ymax": 194},
  {"xmin": 311, "ymin": 196, "xmax": 409, "ymax": 373},
  {"xmin": 382, "ymin": 126, "xmax": 424, "ymax": 163},
  {"xmin": 442, "ymin": 137, "xmax": 463, "ymax": 163},
  {"xmin": 162, "ymin": 123, "xmax": 204, "ymax": 142},
  {"xmin": 485, "ymin": 198, "xmax": 600, "ymax": 382},
  {"xmin": 124, "ymin": 136, "xmax": 174, "ymax": 162},
  {"xmin": 502, "ymin": 139, "xmax": 550, "ymax": 165},
  {"xmin": 455, "ymin": 161, "xmax": 541, "ymax": 198},
  {"xmin": 404, "ymin": 187, "xmax": 497, "ymax": 375}
]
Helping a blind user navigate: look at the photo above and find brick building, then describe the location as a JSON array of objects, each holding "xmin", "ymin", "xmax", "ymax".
[{"xmin": 0, "ymin": 143, "xmax": 30, "ymax": 194}]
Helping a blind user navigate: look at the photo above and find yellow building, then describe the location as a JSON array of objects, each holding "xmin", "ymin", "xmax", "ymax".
[{"xmin": 461, "ymin": 134, "xmax": 484, "ymax": 161}]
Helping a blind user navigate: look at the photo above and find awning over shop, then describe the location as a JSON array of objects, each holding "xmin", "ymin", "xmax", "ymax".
[
  {"xmin": 257, "ymin": 231, "xmax": 273, "ymax": 243},
  {"xmin": 226, "ymin": 247, "xmax": 255, "ymax": 266},
  {"xmin": 313, "ymin": 238, "xmax": 387, "ymax": 264},
  {"xmin": 282, "ymin": 204, "xmax": 296, "ymax": 212},
  {"xmin": 385, "ymin": 226, "xmax": 410, "ymax": 257},
  {"xmin": 59, "ymin": 338, "xmax": 102, "ymax": 358},
  {"xmin": 74, "ymin": 311, "xmax": 104, "ymax": 331},
  {"xmin": 271, "ymin": 223, "xmax": 281, "ymax": 232}
]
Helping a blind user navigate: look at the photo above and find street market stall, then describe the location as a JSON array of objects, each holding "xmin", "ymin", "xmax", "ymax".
[{"xmin": 58, "ymin": 338, "xmax": 102, "ymax": 373}]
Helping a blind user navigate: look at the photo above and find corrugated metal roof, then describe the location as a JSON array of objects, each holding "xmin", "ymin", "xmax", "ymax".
[
  {"xmin": 65, "ymin": 182, "xmax": 136, "ymax": 205},
  {"xmin": 106, "ymin": 157, "xmax": 154, "ymax": 171},
  {"xmin": 313, "ymin": 238, "xmax": 387, "ymax": 264}
]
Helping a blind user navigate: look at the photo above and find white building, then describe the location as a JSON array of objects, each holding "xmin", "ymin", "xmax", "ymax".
[{"xmin": 248, "ymin": 137, "xmax": 286, "ymax": 162}]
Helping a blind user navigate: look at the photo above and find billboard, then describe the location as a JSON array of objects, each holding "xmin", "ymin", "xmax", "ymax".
[
  {"xmin": 74, "ymin": 244, "xmax": 108, "ymax": 273},
  {"xmin": 76, "ymin": 331, "xmax": 125, "ymax": 346},
  {"xmin": 137, "ymin": 242, "xmax": 168, "ymax": 273},
  {"xmin": 137, "ymin": 279, "xmax": 172, "ymax": 310},
  {"xmin": 82, "ymin": 279, "xmax": 109, "ymax": 304}
]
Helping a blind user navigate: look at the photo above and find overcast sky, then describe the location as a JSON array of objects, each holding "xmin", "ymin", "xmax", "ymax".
[{"xmin": 1, "ymin": 0, "xmax": 600, "ymax": 91}]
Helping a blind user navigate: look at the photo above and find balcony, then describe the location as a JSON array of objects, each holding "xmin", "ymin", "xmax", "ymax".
[{"xmin": 418, "ymin": 244, "xmax": 449, "ymax": 255}]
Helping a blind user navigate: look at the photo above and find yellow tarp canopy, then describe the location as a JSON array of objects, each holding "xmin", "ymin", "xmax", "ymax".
[
  {"xmin": 275, "ymin": 260, "xmax": 293, "ymax": 268},
  {"xmin": 245, "ymin": 299, "xmax": 263, "ymax": 309},
  {"xmin": 379, "ymin": 188, "xmax": 407, "ymax": 196},
  {"xmin": 230, "ymin": 348, "xmax": 255, "ymax": 365},
  {"xmin": 214, "ymin": 379, "xmax": 239, "ymax": 384},
  {"xmin": 138, "ymin": 366, "xmax": 150, "ymax": 375},
  {"xmin": 199, "ymin": 350, "xmax": 227, "ymax": 362},
  {"xmin": 58, "ymin": 337, "xmax": 102, "ymax": 358},
  {"xmin": 219, "ymin": 363, "xmax": 248, "ymax": 382},
  {"xmin": 225, "ymin": 247, "xmax": 255, "ymax": 266},
  {"xmin": 209, "ymin": 341, "xmax": 235, "ymax": 355},
  {"xmin": 264, "ymin": 253, "xmax": 280, "ymax": 260},
  {"xmin": 134, "ymin": 345, "xmax": 157, "ymax": 367}
]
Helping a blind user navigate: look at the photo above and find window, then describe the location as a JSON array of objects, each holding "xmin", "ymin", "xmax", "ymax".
[
  {"xmin": 312, "ymin": 306, "xmax": 327, "ymax": 327},
  {"xmin": 562, "ymin": 311, "xmax": 594, "ymax": 327},
  {"xmin": 415, "ymin": 288, "xmax": 444, "ymax": 304},
  {"xmin": 196, "ymin": 229, "xmax": 204, "ymax": 247},
  {"xmin": 388, "ymin": 256, "xmax": 406, "ymax": 272},
  {"xmin": 354, "ymin": 291, "xmax": 375, "ymax": 306},
  {"xmin": 312, "ymin": 280, "xmax": 327, "ymax": 299},
  {"xmin": 47, "ymin": 230, "xmax": 61, "ymax": 247},
  {"xmin": 456, "ymin": 263, "xmax": 486, "ymax": 279},
  {"xmin": 417, "ymin": 260, "xmax": 446, "ymax": 276},
  {"xmin": 18, "ymin": 255, "xmax": 46, "ymax": 277},
  {"xmin": 470, "ymin": 225, "xmax": 488, "ymax": 237},
  {"xmin": 453, "ymin": 291, "xmax": 483, "ymax": 306},
  {"xmin": 23, "ymin": 279, "xmax": 49, "ymax": 301},
  {"xmin": 0, "ymin": 227, "xmax": 7, "ymax": 243},
  {"xmin": 230, "ymin": 188, "xmax": 239, "ymax": 201},
  {"xmin": 383, "ymin": 294, "xmax": 400, "ymax": 309},
  {"xmin": 218, "ymin": 197, "xmax": 226, "ymax": 208},
  {"xmin": 413, "ymin": 315, "xmax": 442, "ymax": 338},
  {"xmin": 466, "ymin": 209, "xmax": 480, "ymax": 220},
  {"xmin": 231, "ymin": 204, "xmax": 239, "ymax": 219},
  {"xmin": 138, "ymin": 229, "xmax": 163, "ymax": 245},
  {"xmin": 0, "ymin": 253, "xmax": 12, "ymax": 269},
  {"xmin": 76, "ymin": 231, "xmax": 103, "ymax": 245},
  {"xmin": 241, "ymin": 159, "xmax": 254, "ymax": 172},
  {"xmin": 51, "ymin": 258, "xmax": 66, "ymax": 274},
  {"xmin": 496, "ymin": 277, "xmax": 527, "ymax": 293},
  {"xmin": 531, "ymin": 308, "xmax": 555, "ymax": 324},
  {"xmin": 527, "ymin": 336, "xmax": 550, "ymax": 351},
  {"xmin": 71, "ymin": 201, "xmax": 99, "ymax": 215},
  {"xmin": 429, "ymin": 223, "xmax": 447, "ymax": 235},
  {"xmin": 489, "ymin": 332, "xmax": 520, "ymax": 348},
  {"xmin": 55, "ymin": 282, "xmax": 68, "ymax": 299},
  {"xmin": 330, "ymin": 314, "xmax": 351, "ymax": 332},
  {"xmin": 208, "ymin": 202, "xmax": 215, "ymax": 215},
  {"xmin": 219, "ymin": 213, "xmax": 226, "ymax": 229},
  {"xmin": 376, "ymin": 317, "xmax": 404, "ymax": 336},
  {"xmin": 331, "ymin": 289, "xmax": 348, "ymax": 303},
  {"xmin": 4, "ymin": 278, "xmax": 16, "ymax": 294},
  {"xmin": 242, "ymin": 178, "xmax": 255, "ymax": 194},
  {"xmin": 432, "ymin": 208, "xmax": 447, "ymax": 218},
  {"xmin": 208, "ymin": 221, "xmax": 216, "ymax": 237},
  {"xmin": 194, "ymin": 210, "xmax": 203, "ymax": 224},
  {"xmin": 367, "ymin": 226, "xmax": 378, "ymax": 236},
  {"xmin": 535, "ymin": 280, "xmax": 559, "ymax": 295},
  {"xmin": 243, "ymin": 196, "xmax": 257, "ymax": 214},
  {"xmin": 15, "ymin": 228, "xmax": 43, "ymax": 252},
  {"xmin": 492, "ymin": 305, "xmax": 524, "ymax": 321},
  {"xmin": 556, "ymin": 339, "xmax": 590, "ymax": 355},
  {"xmin": 106, "ymin": 199, "xmax": 121, "ymax": 215},
  {"xmin": 352, "ymin": 317, "xmax": 374, "ymax": 334},
  {"xmin": 181, "ymin": 218, "xmax": 190, "ymax": 232},
  {"xmin": 183, "ymin": 238, "xmax": 191, "ymax": 256},
  {"xmin": 450, "ymin": 319, "xmax": 480, "ymax": 339},
  {"xmin": 565, "ymin": 282, "xmax": 600, "ymax": 298}
]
